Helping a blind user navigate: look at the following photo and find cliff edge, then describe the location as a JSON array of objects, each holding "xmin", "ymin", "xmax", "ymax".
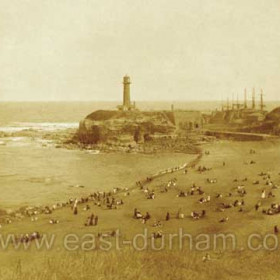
[{"xmin": 77, "ymin": 110, "xmax": 176, "ymax": 145}]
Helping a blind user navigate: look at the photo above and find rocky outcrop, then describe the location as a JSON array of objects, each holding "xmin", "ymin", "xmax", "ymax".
[{"xmin": 77, "ymin": 110, "xmax": 176, "ymax": 145}]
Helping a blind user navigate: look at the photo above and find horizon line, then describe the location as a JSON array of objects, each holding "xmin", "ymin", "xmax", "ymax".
[{"xmin": 1, "ymin": 99, "xmax": 280, "ymax": 103}]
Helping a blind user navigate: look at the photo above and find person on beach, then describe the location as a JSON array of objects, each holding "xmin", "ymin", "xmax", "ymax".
[
  {"xmin": 219, "ymin": 217, "xmax": 229, "ymax": 223},
  {"xmin": 85, "ymin": 213, "xmax": 94, "ymax": 226},
  {"xmin": 83, "ymin": 204, "xmax": 90, "ymax": 211},
  {"xmin": 177, "ymin": 208, "xmax": 184, "ymax": 219},
  {"xmin": 255, "ymin": 203, "xmax": 260, "ymax": 211},
  {"xmin": 144, "ymin": 212, "xmax": 151, "ymax": 221},
  {"xmin": 134, "ymin": 208, "xmax": 138, "ymax": 218},
  {"xmin": 202, "ymin": 253, "xmax": 211, "ymax": 262},
  {"xmin": 261, "ymin": 190, "xmax": 266, "ymax": 199},
  {"xmin": 94, "ymin": 215, "xmax": 98, "ymax": 226},
  {"xmin": 73, "ymin": 198, "xmax": 78, "ymax": 215},
  {"xmin": 166, "ymin": 212, "xmax": 170, "ymax": 221},
  {"xmin": 134, "ymin": 209, "xmax": 143, "ymax": 219}
]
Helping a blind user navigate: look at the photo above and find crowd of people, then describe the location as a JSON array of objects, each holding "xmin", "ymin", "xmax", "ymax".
[{"xmin": 130, "ymin": 146, "xmax": 280, "ymax": 241}]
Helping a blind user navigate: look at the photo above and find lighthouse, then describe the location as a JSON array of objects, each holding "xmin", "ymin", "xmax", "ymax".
[
  {"xmin": 123, "ymin": 75, "xmax": 131, "ymax": 109},
  {"xmin": 117, "ymin": 75, "xmax": 136, "ymax": 111}
]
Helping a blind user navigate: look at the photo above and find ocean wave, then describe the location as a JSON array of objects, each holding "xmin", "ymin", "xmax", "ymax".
[{"xmin": 0, "ymin": 122, "xmax": 79, "ymax": 133}]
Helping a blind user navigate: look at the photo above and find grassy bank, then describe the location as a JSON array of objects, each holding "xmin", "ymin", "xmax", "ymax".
[{"xmin": 2, "ymin": 249, "xmax": 280, "ymax": 280}]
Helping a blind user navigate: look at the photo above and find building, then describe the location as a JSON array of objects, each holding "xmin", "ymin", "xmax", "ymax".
[{"xmin": 117, "ymin": 75, "xmax": 136, "ymax": 111}]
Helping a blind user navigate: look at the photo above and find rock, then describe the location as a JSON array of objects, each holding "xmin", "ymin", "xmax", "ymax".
[{"xmin": 77, "ymin": 110, "xmax": 176, "ymax": 145}]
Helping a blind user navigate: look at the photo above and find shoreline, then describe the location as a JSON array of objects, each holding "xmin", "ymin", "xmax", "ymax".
[{"xmin": 0, "ymin": 149, "xmax": 202, "ymax": 221}]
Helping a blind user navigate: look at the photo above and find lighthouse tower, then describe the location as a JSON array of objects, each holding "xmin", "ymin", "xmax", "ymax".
[
  {"xmin": 123, "ymin": 75, "xmax": 131, "ymax": 109},
  {"xmin": 118, "ymin": 75, "xmax": 136, "ymax": 111}
]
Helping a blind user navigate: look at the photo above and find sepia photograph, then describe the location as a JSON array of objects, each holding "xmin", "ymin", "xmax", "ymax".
[{"xmin": 0, "ymin": 1, "xmax": 280, "ymax": 279}]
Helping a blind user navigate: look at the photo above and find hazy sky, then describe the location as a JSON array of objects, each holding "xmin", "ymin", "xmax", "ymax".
[{"xmin": 0, "ymin": 0, "xmax": 279, "ymax": 101}]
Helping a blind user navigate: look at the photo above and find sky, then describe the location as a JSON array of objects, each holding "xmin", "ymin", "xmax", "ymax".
[{"xmin": 0, "ymin": 0, "xmax": 279, "ymax": 101}]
